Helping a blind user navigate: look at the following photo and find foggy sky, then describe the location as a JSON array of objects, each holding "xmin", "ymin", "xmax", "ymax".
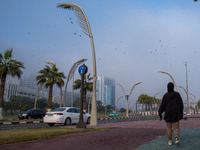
[{"xmin": 0, "ymin": 0, "xmax": 200, "ymax": 109}]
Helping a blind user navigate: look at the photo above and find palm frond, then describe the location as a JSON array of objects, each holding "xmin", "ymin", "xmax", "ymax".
[{"xmin": 4, "ymin": 48, "xmax": 13, "ymax": 60}]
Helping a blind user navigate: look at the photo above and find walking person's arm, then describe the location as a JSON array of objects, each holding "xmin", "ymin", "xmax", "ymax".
[{"xmin": 158, "ymin": 96, "xmax": 166, "ymax": 121}]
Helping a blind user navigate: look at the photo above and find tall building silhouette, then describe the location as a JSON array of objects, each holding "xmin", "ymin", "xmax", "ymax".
[{"xmin": 96, "ymin": 76, "xmax": 115, "ymax": 107}]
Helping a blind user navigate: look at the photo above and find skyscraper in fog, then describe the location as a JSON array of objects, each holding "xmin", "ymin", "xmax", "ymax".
[{"xmin": 96, "ymin": 76, "xmax": 115, "ymax": 107}]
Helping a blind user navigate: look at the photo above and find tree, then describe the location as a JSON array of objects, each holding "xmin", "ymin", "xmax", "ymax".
[
  {"xmin": 73, "ymin": 73, "xmax": 93, "ymax": 111},
  {"xmin": 120, "ymin": 108, "xmax": 126, "ymax": 113},
  {"xmin": 138, "ymin": 94, "xmax": 148, "ymax": 115},
  {"xmin": 36, "ymin": 64, "xmax": 65, "ymax": 112},
  {"xmin": 0, "ymin": 48, "xmax": 25, "ymax": 120},
  {"xmin": 138, "ymin": 94, "xmax": 153, "ymax": 116}
]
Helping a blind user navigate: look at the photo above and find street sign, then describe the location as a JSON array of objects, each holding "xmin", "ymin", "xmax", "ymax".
[{"xmin": 78, "ymin": 64, "xmax": 88, "ymax": 75}]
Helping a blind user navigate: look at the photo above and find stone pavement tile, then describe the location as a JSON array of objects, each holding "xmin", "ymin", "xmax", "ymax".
[{"xmin": 135, "ymin": 129, "xmax": 200, "ymax": 150}]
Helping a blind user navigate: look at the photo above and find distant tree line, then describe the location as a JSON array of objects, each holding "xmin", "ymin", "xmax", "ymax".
[{"xmin": 3, "ymin": 95, "xmax": 59, "ymax": 113}]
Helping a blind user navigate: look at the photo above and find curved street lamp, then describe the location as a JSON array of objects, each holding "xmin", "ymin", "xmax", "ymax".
[
  {"xmin": 153, "ymin": 92, "xmax": 160, "ymax": 115},
  {"xmin": 159, "ymin": 71, "xmax": 178, "ymax": 92},
  {"xmin": 34, "ymin": 83, "xmax": 44, "ymax": 109},
  {"xmin": 115, "ymin": 96, "xmax": 123, "ymax": 113},
  {"xmin": 57, "ymin": 3, "xmax": 97, "ymax": 126},
  {"xmin": 63, "ymin": 59, "xmax": 87, "ymax": 107},
  {"xmin": 189, "ymin": 93, "xmax": 198, "ymax": 114},
  {"xmin": 178, "ymin": 86, "xmax": 191, "ymax": 114},
  {"xmin": 116, "ymin": 82, "xmax": 142, "ymax": 117}
]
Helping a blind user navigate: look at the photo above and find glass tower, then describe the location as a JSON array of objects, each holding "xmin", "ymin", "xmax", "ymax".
[{"xmin": 96, "ymin": 76, "xmax": 115, "ymax": 107}]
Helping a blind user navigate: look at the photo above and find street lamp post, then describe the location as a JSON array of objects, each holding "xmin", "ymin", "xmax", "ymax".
[
  {"xmin": 88, "ymin": 92, "xmax": 93, "ymax": 114},
  {"xmin": 34, "ymin": 83, "xmax": 44, "ymax": 109},
  {"xmin": 189, "ymin": 93, "xmax": 198, "ymax": 114},
  {"xmin": 116, "ymin": 82, "xmax": 141, "ymax": 117},
  {"xmin": 57, "ymin": 3, "xmax": 97, "ymax": 126},
  {"xmin": 184, "ymin": 62, "xmax": 190, "ymax": 115},
  {"xmin": 159, "ymin": 71, "xmax": 178, "ymax": 92},
  {"xmin": 189, "ymin": 97, "xmax": 195, "ymax": 113},
  {"xmin": 115, "ymin": 96, "xmax": 123, "ymax": 113},
  {"xmin": 178, "ymin": 85, "xmax": 191, "ymax": 115},
  {"xmin": 152, "ymin": 92, "xmax": 160, "ymax": 115}
]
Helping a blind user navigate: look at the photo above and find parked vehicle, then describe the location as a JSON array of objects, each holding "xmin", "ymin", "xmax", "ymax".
[
  {"xmin": 18, "ymin": 109, "xmax": 46, "ymax": 119},
  {"xmin": 109, "ymin": 113, "xmax": 119, "ymax": 117},
  {"xmin": 44, "ymin": 107, "xmax": 91, "ymax": 126}
]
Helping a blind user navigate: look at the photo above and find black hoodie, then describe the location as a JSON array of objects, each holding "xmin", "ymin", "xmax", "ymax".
[{"xmin": 158, "ymin": 82, "xmax": 184, "ymax": 122}]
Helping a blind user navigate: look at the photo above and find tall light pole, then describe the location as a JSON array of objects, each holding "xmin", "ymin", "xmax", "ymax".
[
  {"xmin": 184, "ymin": 62, "xmax": 190, "ymax": 115},
  {"xmin": 115, "ymin": 96, "xmax": 123, "ymax": 113},
  {"xmin": 57, "ymin": 3, "xmax": 97, "ymax": 126},
  {"xmin": 159, "ymin": 71, "xmax": 178, "ymax": 92},
  {"xmin": 178, "ymin": 85, "xmax": 191, "ymax": 114},
  {"xmin": 116, "ymin": 82, "xmax": 142, "ymax": 117}
]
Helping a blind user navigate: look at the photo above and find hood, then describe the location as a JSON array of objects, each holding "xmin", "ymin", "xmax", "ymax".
[
  {"xmin": 167, "ymin": 82, "xmax": 174, "ymax": 92},
  {"xmin": 167, "ymin": 82, "xmax": 176, "ymax": 98}
]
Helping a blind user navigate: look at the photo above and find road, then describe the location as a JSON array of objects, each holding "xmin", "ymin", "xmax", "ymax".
[{"xmin": 0, "ymin": 115, "xmax": 158, "ymax": 130}]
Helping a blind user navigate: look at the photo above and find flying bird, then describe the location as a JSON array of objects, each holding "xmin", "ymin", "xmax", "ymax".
[{"xmin": 71, "ymin": 21, "xmax": 73, "ymax": 24}]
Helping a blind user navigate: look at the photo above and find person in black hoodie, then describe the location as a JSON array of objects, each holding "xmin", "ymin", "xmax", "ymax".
[{"xmin": 158, "ymin": 82, "xmax": 183, "ymax": 147}]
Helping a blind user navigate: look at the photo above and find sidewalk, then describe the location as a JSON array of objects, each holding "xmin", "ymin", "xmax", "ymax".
[
  {"xmin": 136, "ymin": 129, "xmax": 200, "ymax": 150},
  {"xmin": 0, "ymin": 114, "xmax": 200, "ymax": 150}
]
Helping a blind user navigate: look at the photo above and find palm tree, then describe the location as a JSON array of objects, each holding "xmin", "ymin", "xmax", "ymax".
[
  {"xmin": 138, "ymin": 94, "xmax": 147, "ymax": 115},
  {"xmin": 36, "ymin": 64, "xmax": 65, "ymax": 112},
  {"xmin": 73, "ymin": 73, "xmax": 93, "ymax": 111},
  {"xmin": 0, "ymin": 48, "xmax": 25, "ymax": 120}
]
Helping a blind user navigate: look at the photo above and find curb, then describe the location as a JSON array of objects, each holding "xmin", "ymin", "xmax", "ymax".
[{"xmin": 0, "ymin": 121, "xmax": 43, "ymax": 125}]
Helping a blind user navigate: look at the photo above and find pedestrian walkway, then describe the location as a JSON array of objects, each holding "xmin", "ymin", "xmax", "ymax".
[
  {"xmin": 0, "ymin": 114, "xmax": 200, "ymax": 150},
  {"xmin": 136, "ymin": 129, "xmax": 200, "ymax": 150}
]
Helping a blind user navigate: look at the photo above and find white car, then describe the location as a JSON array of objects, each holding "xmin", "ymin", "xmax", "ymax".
[{"xmin": 44, "ymin": 107, "xmax": 91, "ymax": 126}]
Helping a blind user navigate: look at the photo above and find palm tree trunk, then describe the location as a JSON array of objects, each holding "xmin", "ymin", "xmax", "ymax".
[
  {"xmin": 142, "ymin": 104, "xmax": 144, "ymax": 115},
  {"xmin": 0, "ymin": 73, "xmax": 6, "ymax": 120},
  {"xmin": 145, "ymin": 104, "xmax": 147, "ymax": 116},
  {"xmin": 48, "ymin": 84, "xmax": 53, "ymax": 112}
]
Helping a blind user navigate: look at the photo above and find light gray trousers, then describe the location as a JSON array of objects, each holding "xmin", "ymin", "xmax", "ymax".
[{"xmin": 166, "ymin": 121, "xmax": 179, "ymax": 140}]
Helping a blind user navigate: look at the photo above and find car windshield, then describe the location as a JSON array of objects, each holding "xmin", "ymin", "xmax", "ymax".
[
  {"xmin": 51, "ymin": 108, "xmax": 66, "ymax": 112},
  {"xmin": 25, "ymin": 110, "xmax": 33, "ymax": 113}
]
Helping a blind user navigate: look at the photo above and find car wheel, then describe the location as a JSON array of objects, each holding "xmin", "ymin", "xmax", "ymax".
[
  {"xmin": 64, "ymin": 118, "xmax": 71, "ymax": 126},
  {"xmin": 48, "ymin": 123, "xmax": 54, "ymax": 127},
  {"xmin": 27, "ymin": 116, "xmax": 31, "ymax": 119},
  {"xmin": 87, "ymin": 117, "xmax": 91, "ymax": 124}
]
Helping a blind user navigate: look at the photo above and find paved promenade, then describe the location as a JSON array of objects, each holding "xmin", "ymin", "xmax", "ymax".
[{"xmin": 0, "ymin": 114, "xmax": 200, "ymax": 150}]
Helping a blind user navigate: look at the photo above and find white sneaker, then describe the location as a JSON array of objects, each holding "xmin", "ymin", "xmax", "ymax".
[
  {"xmin": 175, "ymin": 137, "xmax": 180, "ymax": 147},
  {"xmin": 168, "ymin": 140, "xmax": 172, "ymax": 146}
]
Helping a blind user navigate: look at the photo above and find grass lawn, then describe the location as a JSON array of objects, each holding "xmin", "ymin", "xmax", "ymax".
[{"xmin": 0, "ymin": 127, "xmax": 111, "ymax": 145}]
